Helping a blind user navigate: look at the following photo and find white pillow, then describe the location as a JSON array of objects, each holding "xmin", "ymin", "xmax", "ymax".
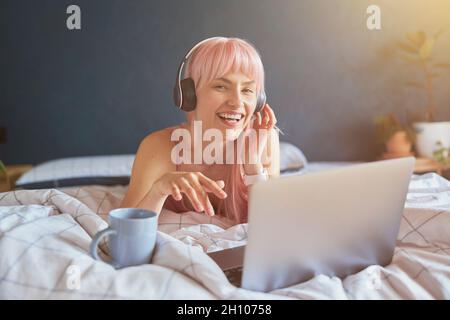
[
  {"xmin": 279, "ymin": 141, "xmax": 308, "ymax": 173},
  {"xmin": 15, "ymin": 142, "xmax": 308, "ymax": 189},
  {"xmin": 15, "ymin": 155, "xmax": 135, "ymax": 189}
]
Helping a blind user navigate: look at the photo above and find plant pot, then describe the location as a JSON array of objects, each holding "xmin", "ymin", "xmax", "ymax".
[
  {"xmin": 385, "ymin": 131, "xmax": 413, "ymax": 155},
  {"xmin": 413, "ymin": 121, "xmax": 450, "ymax": 158}
]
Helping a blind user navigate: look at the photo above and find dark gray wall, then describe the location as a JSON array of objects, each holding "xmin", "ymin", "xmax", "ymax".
[{"xmin": 1, "ymin": 0, "xmax": 450, "ymax": 164}]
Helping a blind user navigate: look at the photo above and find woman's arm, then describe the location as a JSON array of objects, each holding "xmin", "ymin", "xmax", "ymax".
[
  {"xmin": 119, "ymin": 128, "xmax": 227, "ymax": 216},
  {"xmin": 265, "ymin": 127, "xmax": 280, "ymax": 179},
  {"xmin": 243, "ymin": 103, "xmax": 280, "ymax": 179},
  {"xmin": 243, "ymin": 127, "xmax": 280, "ymax": 178},
  {"xmin": 119, "ymin": 129, "xmax": 174, "ymax": 213}
]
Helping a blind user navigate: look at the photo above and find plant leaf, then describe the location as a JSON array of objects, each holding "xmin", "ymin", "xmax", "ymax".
[
  {"xmin": 419, "ymin": 38, "xmax": 434, "ymax": 59},
  {"xmin": 0, "ymin": 161, "xmax": 7, "ymax": 175},
  {"xmin": 433, "ymin": 28, "xmax": 445, "ymax": 40},
  {"xmin": 397, "ymin": 41, "xmax": 418, "ymax": 54},
  {"xmin": 406, "ymin": 31, "xmax": 426, "ymax": 48},
  {"xmin": 399, "ymin": 52, "xmax": 422, "ymax": 63}
]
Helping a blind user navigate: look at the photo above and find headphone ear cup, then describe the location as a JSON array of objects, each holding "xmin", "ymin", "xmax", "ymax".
[
  {"xmin": 180, "ymin": 78, "xmax": 197, "ymax": 111},
  {"xmin": 255, "ymin": 90, "xmax": 266, "ymax": 113}
]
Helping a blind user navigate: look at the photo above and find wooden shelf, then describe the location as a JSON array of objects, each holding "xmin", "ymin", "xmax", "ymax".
[
  {"xmin": 0, "ymin": 164, "xmax": 33, "ymax": 192},
  {"xmin": 414, "ymin": 157, "xmax": 449, "ymax": 175},
  {"xmin": 378, "ymin": 154, "xmax": 449, "ymax": 177},
  {"xmin": 414, "ymin": 158, "xmax": 442, "ymax": 173}
]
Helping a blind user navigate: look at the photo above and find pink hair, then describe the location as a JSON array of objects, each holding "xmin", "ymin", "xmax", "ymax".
[
  {"xmin": 165, "ymin": 149, "xmax": 249, "ymax": 224},
  {"xmin": 184, "ymin": 37, "xmax": 265, "ymax": 96},
  {"xmin": 166, "ymin": 37, "xmax": 266, "ymax": 224}
]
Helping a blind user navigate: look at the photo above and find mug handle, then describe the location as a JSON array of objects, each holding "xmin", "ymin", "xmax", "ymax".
[{"xmin": 89, "ymin": 227, "xmax": 117, "ymax": 265}]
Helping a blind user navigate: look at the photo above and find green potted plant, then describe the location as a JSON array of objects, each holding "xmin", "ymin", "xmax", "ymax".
[
  {"xmin": 0, "ymin": 160, "xmax": 10, "ymax": 190},
  {"xmin": 374, "ymin": 113, "xmax": 416, "ymax": 159},
  {"xmin": 397, "ymin": 30, "xmax": 450, "ymax": 160},
  {"xmin": 432, "ymin": 141, "xmax": 450, "ymax": 166},
  {"xmin": 0, "ymin": 160, "xmax": 6, "ymax": 175}
]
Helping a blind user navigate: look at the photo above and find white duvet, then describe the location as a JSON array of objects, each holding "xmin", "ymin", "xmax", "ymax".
[{"xmin": 0, "ymin": 173, "xmax": 450, "ymax": 299}]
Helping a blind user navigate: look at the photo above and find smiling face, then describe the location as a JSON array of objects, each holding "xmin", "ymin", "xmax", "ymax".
[
  {"xmin": 183, "ymin": 37, "xmax": 265, "ymax": 141},
  {"xmin": 189, "ymin": 72, "xmax": 257, "ymax": 141}
]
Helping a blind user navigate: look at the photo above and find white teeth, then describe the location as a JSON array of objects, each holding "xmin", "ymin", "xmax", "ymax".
[{"xmin": 218, "ymin": 113, "xmax": 243, "ymax": 120}]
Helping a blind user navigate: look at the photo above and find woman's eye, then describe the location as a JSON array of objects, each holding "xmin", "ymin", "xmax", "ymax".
[
  {"xmin": 215, "ymin": 85, "xmax": 226, "ymax": 90},
  {"xmin": 243, "ymin": 88, "xmax": 254, "ymax": 94}
]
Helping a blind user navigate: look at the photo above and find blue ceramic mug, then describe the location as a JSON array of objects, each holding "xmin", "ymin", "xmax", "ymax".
[{"xmin": 89, "ymin": 208, "xmax": 158, "ymax": 268}]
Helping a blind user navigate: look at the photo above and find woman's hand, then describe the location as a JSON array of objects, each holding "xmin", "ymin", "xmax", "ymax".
[
  {"xmin": 242, "ymin": 104, "xmax": 277, "ymax": 174},
  {"xmin": 151, "ymin": 171, "xmax": 227, "ymax": 216}
]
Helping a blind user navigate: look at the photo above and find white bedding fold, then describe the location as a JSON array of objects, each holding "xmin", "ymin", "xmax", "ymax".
[{"xmin": 0, "ymin": 173, "xmax": 449, "ymax": 299}]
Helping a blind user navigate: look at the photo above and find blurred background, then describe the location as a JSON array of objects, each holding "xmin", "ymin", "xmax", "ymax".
[{"xmin": 1, "ymin": 0, "xmax": 450, "ymax": 164}]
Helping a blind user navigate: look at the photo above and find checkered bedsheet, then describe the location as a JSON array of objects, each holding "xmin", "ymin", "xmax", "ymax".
[{"xmin": 0, "ymin": 173, "xmax": 449, "ymax": 299}]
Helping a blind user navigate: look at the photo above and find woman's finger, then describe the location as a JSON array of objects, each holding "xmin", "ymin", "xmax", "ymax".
[
  {"xmin": 258, "ymin": 108, "xmax": 268, "ymax": 129},
  {"xmin": 178, "ymin": 178, "xmax": 204, "ymax": 212},
  {"xmin": 257, "ymin": 111, "xmax": 262, "ymax": 126},
  {"xmin": 205, "ymin": 197, "xmax": 215, "ymax": 216},
  {"xmin": 189, "ymin": 178, "xmax": 215, "ymax": 216},
  {"xmin": 266, "ymin": 110, "xmax": 273, "ymax": 128},
  {"xmin": 266, "ymin": 104, "xmax": 277, "ymax": 128},
  {"xmin": 171, "ymin": 182, "xmax": 182, "ymax": 201},
  {"xmin": 263, "ymin": 108, "xmax": 270, "ymax": 127},
  {"xmin": 197, "ymin": 174, "xmax": 227, "ymax": 199}
]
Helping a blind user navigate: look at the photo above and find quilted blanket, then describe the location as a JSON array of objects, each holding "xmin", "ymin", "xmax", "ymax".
[{"xmin": 0, "ymin": 173, "xmax": 449, "ymax": 299}]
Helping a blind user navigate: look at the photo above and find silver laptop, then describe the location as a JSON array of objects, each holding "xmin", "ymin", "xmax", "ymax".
[{"xmin": 207, "ymin": 157, "xmax": 415, "ymax": 292}]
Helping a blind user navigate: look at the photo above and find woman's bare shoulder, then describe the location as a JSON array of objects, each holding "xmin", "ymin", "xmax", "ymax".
[
  {"xmin": 137, "ymin": 126, "xmax": 181, "ymax": 167},
  {"xmin": 121, "ymin": 127, "xmax": 178, "ymax": 208},
  {"xmin": 141, "ymin": 127, "xmax": 172, "ymax": 147}
]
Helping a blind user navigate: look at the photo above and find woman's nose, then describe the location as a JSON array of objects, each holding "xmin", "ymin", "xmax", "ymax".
[{"xmin": 226, "ymin": 90, "xmax": 243, "ymax": 107}]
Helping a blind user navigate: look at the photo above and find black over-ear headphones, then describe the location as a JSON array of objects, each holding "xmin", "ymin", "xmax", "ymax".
[{"xmin": 173, "ymin": 37, "xmax": 266, "ymax": 113}]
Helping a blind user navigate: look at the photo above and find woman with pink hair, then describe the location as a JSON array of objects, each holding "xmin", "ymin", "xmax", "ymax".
[{"xmin": 120, "ymin": 37, "xmax": 280, "ymax": 224}]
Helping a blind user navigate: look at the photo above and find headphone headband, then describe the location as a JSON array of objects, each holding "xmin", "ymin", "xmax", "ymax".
[
  {"xmin": 173, "ymin": 37, "xmax": 266, "ymax": 113},
  {"xmin": 174, "ymin": 37, "xmax": 223, "ymax": 109}
]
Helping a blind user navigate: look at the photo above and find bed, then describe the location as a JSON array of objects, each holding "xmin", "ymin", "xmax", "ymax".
[{"xmin": 1, "ymin": 145, "xmax": 450, "ymax": 299}]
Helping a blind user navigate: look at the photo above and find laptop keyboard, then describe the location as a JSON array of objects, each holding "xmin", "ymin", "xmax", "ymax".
[{"xmin": 224, "ymin": 266, "xmax": 243, "ymax": 287}]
